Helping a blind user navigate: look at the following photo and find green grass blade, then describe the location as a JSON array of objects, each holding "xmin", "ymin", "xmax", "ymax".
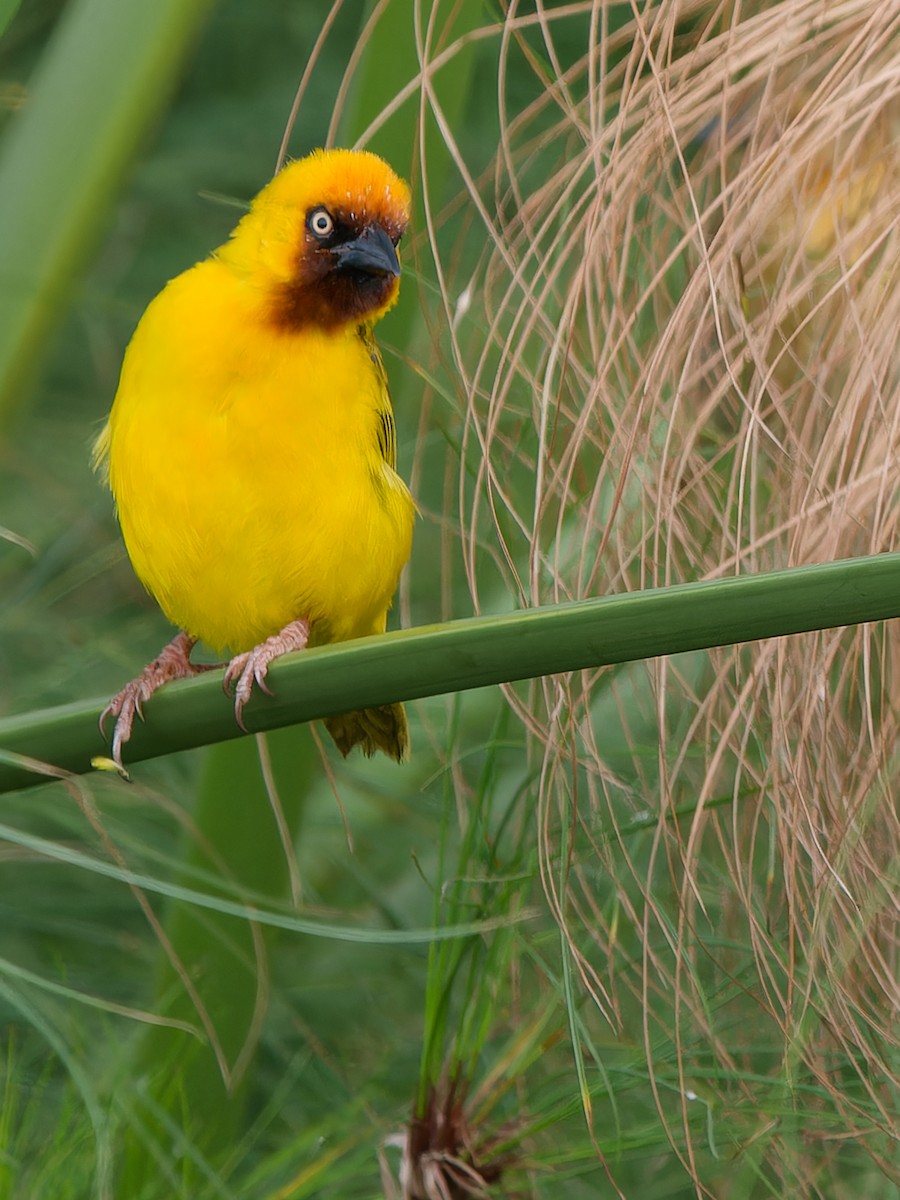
[{"xmin": 0, "ymin": 819, "xmax": 523, "ymax": 943}]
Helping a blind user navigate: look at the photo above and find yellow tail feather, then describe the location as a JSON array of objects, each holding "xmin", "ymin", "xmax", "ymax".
[{"xmin": 324, "ymin": 702, "xmax": 409, "ymax": 763}]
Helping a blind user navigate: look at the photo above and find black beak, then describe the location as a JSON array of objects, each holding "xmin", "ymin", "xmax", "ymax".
[{"xmin": 332, "ymin": 223, "xmax": 400, "ymax": 277}]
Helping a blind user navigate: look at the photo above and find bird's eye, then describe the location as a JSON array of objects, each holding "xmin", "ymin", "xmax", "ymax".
[{"xmin": 307, "ymin": 207, "xmax": 335, "ymax": 239}]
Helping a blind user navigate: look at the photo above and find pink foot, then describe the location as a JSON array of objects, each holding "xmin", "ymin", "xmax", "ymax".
[
  {"xmin": 223, "ymin": 618, "xmax": 310, "ymax": 731},
  {"xmin": 101, "ymin": 632, "xmax": 211, "ymax": 768}
]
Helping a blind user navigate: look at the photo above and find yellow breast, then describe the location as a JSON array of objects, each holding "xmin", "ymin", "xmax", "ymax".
[{"xmin": 101, "ymin": 257, "xmax": 415, "ymax": 653}]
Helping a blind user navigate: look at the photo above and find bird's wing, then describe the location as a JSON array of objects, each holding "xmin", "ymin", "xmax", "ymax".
[{"xmin": 359, "ymin": 324, "xmax": 397, "ymax": 470}]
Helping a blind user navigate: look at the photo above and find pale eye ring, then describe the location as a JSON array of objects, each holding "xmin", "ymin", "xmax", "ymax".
[{"xmin": 307, "ymin": 207, "xmax": 334, "ymax": 239}]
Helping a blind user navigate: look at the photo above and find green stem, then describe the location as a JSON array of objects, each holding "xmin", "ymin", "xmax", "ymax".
[{"xmin": 1, "ymin": 553, "xmax": 898, "ymax": 793}]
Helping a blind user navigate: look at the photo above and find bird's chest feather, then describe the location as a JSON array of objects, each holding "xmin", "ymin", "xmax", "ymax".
[{"xmin": 110, "ymin": 309, "xmax": 413, "ymax": 651}]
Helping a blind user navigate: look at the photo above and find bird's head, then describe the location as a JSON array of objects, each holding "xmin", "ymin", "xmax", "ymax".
[{"xmin": 220, "ymin": 148, "xmax": 411, "ymax": 332}]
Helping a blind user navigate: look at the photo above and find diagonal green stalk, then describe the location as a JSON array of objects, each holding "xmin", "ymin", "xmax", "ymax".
[
  {"xmin": 0, "ymin": 0, "xmax": 22, "ymax": 40},
  {"xmin": 0, "ymin": 553, "xmax": 898, "ymax": 795},
  {"xmin": 0, "ymin": 0, "xmax": 216, "ymax": 417}
]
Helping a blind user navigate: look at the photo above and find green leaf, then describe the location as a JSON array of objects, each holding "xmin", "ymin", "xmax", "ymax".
[
  {"xmin": 0, "ymin": 0, "xmax": 217, "ymax": 419},
  {"xmin": 0, "ymin": 0, "xmax": 22, "ymax": 42}
]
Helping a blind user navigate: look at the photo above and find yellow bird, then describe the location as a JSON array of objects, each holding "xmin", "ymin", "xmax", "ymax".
[{"xmin": 95, "ymin": 148, "xmax": 415, "ymax": 767}]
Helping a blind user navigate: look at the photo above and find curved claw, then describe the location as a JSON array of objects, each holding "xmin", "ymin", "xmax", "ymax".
[
  {"xmin": 101, "ymin": 632, "xmax": 200, "ymax": 770},
  {"xmin": 223, "ymin": 618, "xmax": 310, "ymax": 730}
]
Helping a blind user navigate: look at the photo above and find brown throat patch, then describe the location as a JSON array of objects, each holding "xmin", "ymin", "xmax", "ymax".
[{"xmin": 270, "ymin": 265, "xmax": 399, "ymax": 332}]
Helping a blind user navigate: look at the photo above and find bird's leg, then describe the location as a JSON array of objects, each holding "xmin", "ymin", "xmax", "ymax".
[
  {"xmin": 101, "ymin": 631, "xmax": 213, "ymax": 768},
  {"xmin": 223, "ymin": 617, "xmax": 311, "ymax": 731}
]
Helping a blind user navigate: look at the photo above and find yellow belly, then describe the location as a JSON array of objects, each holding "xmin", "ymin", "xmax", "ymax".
[{"xmin": 103, "ymin": 261, "xmax": 414, "ymax": 653}]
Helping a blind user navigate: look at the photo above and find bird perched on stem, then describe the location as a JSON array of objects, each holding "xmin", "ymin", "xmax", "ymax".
[{"xmin": 95, "ymin": 148, "xmax": 415, "ymax": 769}]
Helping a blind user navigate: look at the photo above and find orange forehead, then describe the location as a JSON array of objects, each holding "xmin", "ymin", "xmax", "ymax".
[{"xmin": 256, "ymin": 148, "xmax": 411, "ymax": 236}]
